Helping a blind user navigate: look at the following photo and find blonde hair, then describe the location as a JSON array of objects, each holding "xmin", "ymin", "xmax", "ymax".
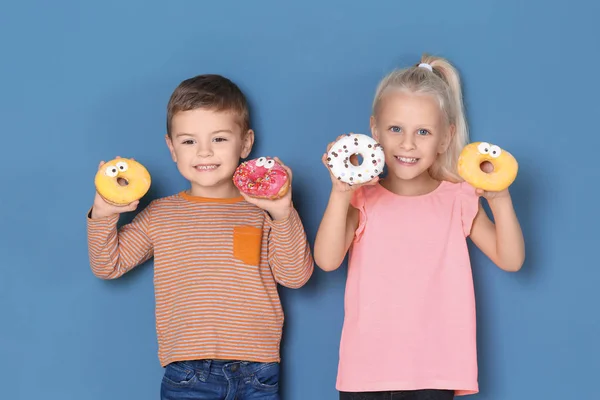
[{"xmin": 372, "ymin": 54, "xmax": 468, "ymax": 182}]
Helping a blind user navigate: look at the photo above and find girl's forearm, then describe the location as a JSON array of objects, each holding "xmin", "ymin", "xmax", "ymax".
[
  {"xmin": 314, "ymin": 190, "xmax": 354, "ymax": 271},
  {"xmin": 489, "ymin": 195, "xmax": 525, "ymax": 271}
]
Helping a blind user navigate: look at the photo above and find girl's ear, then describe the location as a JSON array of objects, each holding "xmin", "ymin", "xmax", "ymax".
[
  {"xmin": 370, "ymin": 116, "xmax": 379, "ymax": 141},
  {"xmin": 439, "ymin": 124, "xmax": 456, "ymax": 153}
]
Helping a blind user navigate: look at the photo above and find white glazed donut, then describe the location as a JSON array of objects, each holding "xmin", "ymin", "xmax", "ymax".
[{"xmin": 326, "ymin": 133, "xmax": 385, "ymax": 185}]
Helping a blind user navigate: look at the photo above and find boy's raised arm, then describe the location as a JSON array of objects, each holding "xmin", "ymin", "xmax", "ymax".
[{"xmin": 87, "ymin": 204, "xmax": 154, "ymax": 279}]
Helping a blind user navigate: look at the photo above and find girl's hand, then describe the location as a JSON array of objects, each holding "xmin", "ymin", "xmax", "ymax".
[
  {"xmin": 240, "ymin": 157, "xmax": 293, "ymax": 221},
  {"xmin": 90, "ymin": 157, "xmax": 139, "ymax": 219},
  {"xmin": 476, "ymin": 161, "xmax": 511, "ymax": 202},
  {"xmin": 322, "ymin": 134, "xmax": 380, "ymax": 194},
  {"xmin": 475, "ymin": 187, "xmax": 511, "ymax": 201}
]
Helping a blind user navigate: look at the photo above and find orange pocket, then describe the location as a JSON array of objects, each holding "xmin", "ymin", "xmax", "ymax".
[{"xmin": 233, "ymin": 225, "xmax": 263, "ymax": 266}]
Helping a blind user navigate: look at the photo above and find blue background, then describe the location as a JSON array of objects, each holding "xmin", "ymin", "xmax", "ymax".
[{"xmin": 1, "ymin": 0, "xmax": 598, "ymax": 399}]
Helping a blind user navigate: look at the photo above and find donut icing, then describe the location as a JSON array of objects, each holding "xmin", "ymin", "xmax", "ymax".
[
  {"xmin": 326, "ymin": 133, "xmax": 385, "ymax": 184},
  {"xmin": 94, "ymin": 158, "xmax": 151, "ymax": 205},
  {"xmin": 233, "ymin": 157, "xmax": 290, "ymax": 199},
  {"xmin": 458, "ymin": 141, "xmax": 518, "ymax": 192}
]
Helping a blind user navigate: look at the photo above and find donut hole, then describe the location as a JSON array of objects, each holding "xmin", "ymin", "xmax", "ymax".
[
  {"xmin": 349, "ymin": 154, "xmax": 364, "ymax": 166},
  {"xmin": 480, "ymin": 161, "xmax": 494, "ymax": 173},
  {"xmin": 117, "ymin": 177, "xmax": 129, "ymax": 186}
]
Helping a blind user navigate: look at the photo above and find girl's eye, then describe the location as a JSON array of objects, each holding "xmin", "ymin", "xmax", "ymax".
[
  {"xmin": 417, "ymin": 129, "xmax": 430, "ymax": 135},
  {"xmin": 389, "ymin": 126, "xmax": 401, "ymax": 133},
  {"xmin": 182, "ymin": 139, "xmax": 194, "ymax": 145},
  {"xmin": 213, "ymin": 137, "xmax": 227, "ymax": 142}
]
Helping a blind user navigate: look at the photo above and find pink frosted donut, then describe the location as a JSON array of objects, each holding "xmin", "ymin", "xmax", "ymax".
[{"xmin": 233, "ymin": 157, "xmax": 290, "ymax": 199}]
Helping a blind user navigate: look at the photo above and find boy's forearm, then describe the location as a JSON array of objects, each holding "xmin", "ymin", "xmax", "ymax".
[
  {"xmin": 87, "ymin": 210, "xmax": 153, "ymax": 279},
  {"xmin": 314, "ymin": 190, "xmax": 353, "ymax": 271},
  {"xmin": 267, "ymin": 208, "xmax": 314, "ymax": 289},
  {"xmin": 489, "ymin": 195, "xmax": 525, "ymax": 271},
  {"xmin": 88, "ymin": 214, "xmax": 127, "ymax": 279}
]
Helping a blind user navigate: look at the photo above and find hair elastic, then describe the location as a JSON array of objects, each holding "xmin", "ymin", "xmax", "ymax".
[{"xmin": 418, "ymin": 63, "xmax": 433, "ymax": 72}]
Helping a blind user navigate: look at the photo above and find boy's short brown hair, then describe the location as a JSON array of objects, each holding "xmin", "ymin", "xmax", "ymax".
[{"xmin": 166, "ymin": 74, "xmax": 250, "ymax": 137}]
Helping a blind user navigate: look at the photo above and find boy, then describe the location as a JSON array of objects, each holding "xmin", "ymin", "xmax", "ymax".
[{"xmin": 87, "ymin": 74, "xmax": 314, "ymax": 400}]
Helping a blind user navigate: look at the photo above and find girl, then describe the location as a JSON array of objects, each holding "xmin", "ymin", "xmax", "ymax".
[{"xmin": 314, "ymin": 54, "xmax": 525, "ymax": 399}]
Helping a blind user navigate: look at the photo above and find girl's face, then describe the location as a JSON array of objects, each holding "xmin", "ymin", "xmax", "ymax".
[{"xmin": 371, "ymin": 91, "xmax": 454, "ymax": 183}]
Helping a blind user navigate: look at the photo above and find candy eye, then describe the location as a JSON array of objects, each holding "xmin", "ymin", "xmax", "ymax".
[
  {"xmin": 256, "ymin": 157, "xmax": 266, "ymax": 167},
  {"xmin": 105, "ymin": 165, "xmax": 118, "ymax": 177},
  {"xmin": 477, "ymin": 142, "xmax": 491, "ymax": 154},
  {"xmin": 265, "ymin": 159, "xmax": 275, "ymax": 169},
  {"xmin": 116, "ymin": 161, "xmax": 128, "ymax": 172},
  {"xmin": 489, "ymin": 145, "xmax": 502, "ymax": 158}
]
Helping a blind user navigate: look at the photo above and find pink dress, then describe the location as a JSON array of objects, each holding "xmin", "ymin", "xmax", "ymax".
[{"xmin": 336, "ymin": 181, "xmax": 480, "ymax": 396}]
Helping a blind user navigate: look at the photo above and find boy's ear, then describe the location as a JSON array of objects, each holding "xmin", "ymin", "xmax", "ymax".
[
  {"xmin": 241, "ymin": 129, "xmax": 254, "ymax": 159},
  {"xmin": 165, "ymin": 134, "xmax": 177, "ymax": 162},
  {"xmin": 370, "ymin": 116, "xmax": 379, "ymax": 141}
]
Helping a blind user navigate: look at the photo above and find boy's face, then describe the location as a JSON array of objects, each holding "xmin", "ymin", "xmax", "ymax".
[{"xmin": 166, "ymin": 108, "xmax": 254, "ymax": 198}]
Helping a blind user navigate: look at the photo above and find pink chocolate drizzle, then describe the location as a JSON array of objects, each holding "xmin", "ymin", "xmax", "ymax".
[{"xmin": 233, "ymin": 157, "xmax": 288, "ymax": 198}]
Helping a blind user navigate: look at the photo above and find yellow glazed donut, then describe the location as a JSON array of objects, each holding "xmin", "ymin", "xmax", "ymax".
[
  {"xmin": 457, "ymin": 142, "xmax": 518, "ymax": 192},
  {"xmin": 94, "ymin": 158, "xmax": 151, "ymax": 205}
]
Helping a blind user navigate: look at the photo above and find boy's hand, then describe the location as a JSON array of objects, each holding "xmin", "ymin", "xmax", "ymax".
[
  {"xmin": 90, "ymin": 159, "xmax": 139, "ymax": 219},
  {"xmin": 322, "ymin": 134, "xmax": 380, "ymax": 194},
  {"xmin": 240, "ymin": 157, "xmax": 293, "ymax": 221}
]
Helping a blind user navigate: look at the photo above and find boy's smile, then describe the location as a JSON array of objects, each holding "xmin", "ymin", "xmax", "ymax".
[{"xmin": 194, "ymin": 163, "xmax": 219, "ymax": 171}]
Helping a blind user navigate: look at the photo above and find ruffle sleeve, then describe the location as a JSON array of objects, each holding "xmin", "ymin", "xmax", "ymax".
[
  {"xmin": 460, "ymin": 181, "xmax": 480, "ymax": 237},
  {"xmin": 350, "ymin": 187, "xmax": 367, "ymax": 242}
]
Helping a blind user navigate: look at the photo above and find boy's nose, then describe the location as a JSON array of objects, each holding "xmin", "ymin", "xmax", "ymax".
[{"xmin": 197, "ymin": 146, "xmax": 213, "ymax": 157}]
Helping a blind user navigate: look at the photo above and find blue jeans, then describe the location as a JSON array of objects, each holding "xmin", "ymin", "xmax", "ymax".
[{"xmin": 160, "ymin": 359, "xmax": 280, "ymax": 400}]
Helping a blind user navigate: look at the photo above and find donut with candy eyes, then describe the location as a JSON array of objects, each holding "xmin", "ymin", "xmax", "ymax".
[
  {"xmin": 94, "ymin": 158, "xmax": 151, "ymax": 205},
  {"xmin": 457, "ymin": 142, "xmax": 518, "ymax": 192},
  {"xmin": 233, "ymin": 157, "xmax": 290, "ymax": 199},
  {"xmin": 326, "ymin": 133, "xmax": 385, "ymax": 185}
]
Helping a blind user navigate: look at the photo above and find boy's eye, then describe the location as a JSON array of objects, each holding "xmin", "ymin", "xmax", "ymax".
[
  {"xmin": 213, "ymin": 137, "xmax": 227, "ymax": 142},
  {"xmin": 182, "ymin": 139, "xmax": 195, "ymax": 145},
  {"xmin": 417, "ymin": 129, "xmax": 430, "ymax": 135},
  {"xmin": 389, "ymin": 126, "xmax": 401, "ymax": 133}
]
